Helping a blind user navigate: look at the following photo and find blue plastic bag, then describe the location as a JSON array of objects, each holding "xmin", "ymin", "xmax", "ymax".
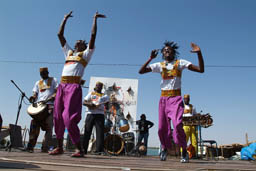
[{"xmin": 241, "ymin": 143, "xmax": 256, "ymax": 160}]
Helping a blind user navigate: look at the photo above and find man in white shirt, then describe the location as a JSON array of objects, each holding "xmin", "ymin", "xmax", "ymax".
[
  {"xmin": 83, "ymin": 82, "xmax": 109, "ymax": 155},
  {"xmin": 139, "ymin": 41, "xmax": 204, "ymax": 163},
  {"xmin": 183, "ymin": 94, "xmax": 197, "ymax": 157},
  {"xmin": 50, "ymin": 11, "xmax": 106, "ymax": 157},
  {"xmin": 27, "ymin": 67, "xmax": 58, "ymax": 153}
]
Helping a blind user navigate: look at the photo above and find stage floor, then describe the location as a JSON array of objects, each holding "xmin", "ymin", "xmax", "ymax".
[{"xmin": 0, "ymin": 149, "xmax": 255, "ymax": 171}]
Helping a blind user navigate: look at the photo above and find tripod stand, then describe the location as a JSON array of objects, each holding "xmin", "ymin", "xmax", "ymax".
[{"xmin": 7, "ymin": 80, "xmax": 30, "ymax": 151}]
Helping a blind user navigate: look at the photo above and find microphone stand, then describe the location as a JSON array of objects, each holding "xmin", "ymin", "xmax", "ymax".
[{"xmin": 7, "ymin": 80, "xmax": 30, "ymax": 151}]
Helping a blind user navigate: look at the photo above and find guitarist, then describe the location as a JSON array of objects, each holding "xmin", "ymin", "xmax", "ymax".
[
  {"xmin": 83, "ymin": 82, "xmax": 109, "ymax": 155},
  {"xmin": 26, "ymin": 67, "xmax": 58, "ymax": 153}
]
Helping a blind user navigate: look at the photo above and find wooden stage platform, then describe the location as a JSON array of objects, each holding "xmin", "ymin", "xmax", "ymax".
[{"xmin": 0, "ymin": 150, "xmax": 255, "ymax": 171}]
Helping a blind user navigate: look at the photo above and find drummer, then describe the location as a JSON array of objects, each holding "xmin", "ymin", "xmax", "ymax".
[
  {"xmin": 183, "ymin": 94, "xmax": 197, "ymax": 157},
  {"xmin": 83, "ymin": 81, "xmax": 109, "ymax": 155},
  {"xmin": 27, "ymin": 67, "xmax": 58, "ymax": 153}
]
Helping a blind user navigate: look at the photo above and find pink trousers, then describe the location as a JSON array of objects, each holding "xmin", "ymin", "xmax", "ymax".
[
  {"xmin": 158, "ymin": 96, "xmax": 187, "ymax": 149},
  {"xmin": 53, "ymin": 83, "xmax": 82, "ymax": 144}
]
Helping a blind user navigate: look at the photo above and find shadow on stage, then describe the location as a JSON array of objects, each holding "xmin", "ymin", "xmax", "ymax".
[{"xmin": 0, "ymin": 160, "xmax": 40, "ymax": 169}]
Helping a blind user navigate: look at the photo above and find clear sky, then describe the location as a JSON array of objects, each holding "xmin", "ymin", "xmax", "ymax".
[{"xmin": 0, "ymin": 0, "xmax": 255, "ymax": 147}]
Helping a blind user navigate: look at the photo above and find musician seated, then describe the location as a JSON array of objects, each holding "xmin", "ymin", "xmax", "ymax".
[
  {"xmin": 82, "ymin": 82, "xmax": 109, "ymax": 155},
  {"xmin": 182, "ymin": 94, "xmax": 198, "ymax": 158},
  {"xmin": 26, "ymin": 67, "xmax": 58, "ymax": 153}
]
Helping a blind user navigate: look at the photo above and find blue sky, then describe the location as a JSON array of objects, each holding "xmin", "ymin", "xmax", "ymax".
[{"xmin": 0, "ymin": 0, "xmax": 255, "ymax": 147}]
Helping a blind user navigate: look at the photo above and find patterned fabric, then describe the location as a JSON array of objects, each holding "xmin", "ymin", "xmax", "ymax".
[
  {"xmin": 61, "ymin": 43, "xmax": 94, "ymax": 77},
  {"xmin": 33, "ymin": 77, "xmax": 58, "ymax": 104},
  {"xmin": 60, "ymin": 76, "xmax": 81, "ymax": 84},
  {"xmin": 66, "ymin": 50, "xmax": 88, "ymax": 67},
  {"xmin": 161, "ymin": 89, "xmax": 181, "ymax": 97},
  {"xmin": 91, "ymin": 91, "xmax": 104, "ymax": 97},
  {"xmin": 149, "ymin": 59, "xmax": 191, "ymax": 91},
  {"xmin": 38, "ymin": 77, "xmax": 53, "ymax": 92},
  {"xmin": 184, "ymin": 104, "xmax": 193, "ymax": 114},
  {"xmin": 160, "ymin": 60, "xmax": 181, "ymax": 80},
  {"xmin": 84, "ymin": 91, "xmax": 109, "ymax": 115}
]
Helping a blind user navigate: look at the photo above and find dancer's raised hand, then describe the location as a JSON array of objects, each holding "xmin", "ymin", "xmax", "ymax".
[
  {"xmin": 64, "ymin": 11, "xmax": 73, "ymax": 20},
  {"xmin": 94, "ymin": 11, "xmax": 106, "ymax": 19},
  {"xmin": 150, "ymin": 49, "xmax": 159, "ymax": 60},
  {"xmin": 190, "ymin": 42, "xmax": 201, "ymax": 53}
]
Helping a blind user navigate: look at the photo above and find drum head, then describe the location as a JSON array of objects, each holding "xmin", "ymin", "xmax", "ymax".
[
  {"xmin": 27, "ymin": 102, "xmax": 48, "ymax": 121},
  {"xmin": 139, "ymin": 145, "xmax": 147, "ymax": 155},
  {"xmin": 27, "ymin": 102, "xmax": 47, "ymax": 116},
  {"xmin": 104, "ymin": 134, "xmax": 124, "ymax": 155}
]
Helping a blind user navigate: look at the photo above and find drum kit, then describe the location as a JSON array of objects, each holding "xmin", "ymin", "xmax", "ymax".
[
  {"xmin": 103, "ymin": 113, "xmax": 136, "ymax": 155},
  {"xmin": 27, "ymin": 83, "xmax": 137, "ymax": 155}
]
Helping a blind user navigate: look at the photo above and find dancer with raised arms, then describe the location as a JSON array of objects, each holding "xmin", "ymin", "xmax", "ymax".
[
  {"xmin": 139, "ymin": 41, "xmax": 204, "ymax": 162},
  {"xmin": 49, "ymin": 11, "xmax": 106, "ymax": 157}
]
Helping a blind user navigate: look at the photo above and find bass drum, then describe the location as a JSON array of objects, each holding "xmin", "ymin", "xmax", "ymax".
[
  {"xmin": 27, "ymin": 102, "xmax": 49, "ymax": 121},
  {"xmin": 104, "ymin": 134, "xmax": 124, "ymax": 155}
]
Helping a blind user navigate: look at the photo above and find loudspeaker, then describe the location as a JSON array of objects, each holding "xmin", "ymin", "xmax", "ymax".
[{"xmin": 9, "ymin": 124, "xmax": 23, "ymax": 148}]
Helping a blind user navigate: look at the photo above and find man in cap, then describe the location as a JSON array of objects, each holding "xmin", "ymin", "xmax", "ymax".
[
  {"xmin": 183, "ymin": 94, "xmax": 198, "ymax": 157},
  {"xmin": 27, "ymin": 67, "xmax": 58, "ymax": 153},
  {"xmin": 50, "ymin": 11, "xmax": 106, "ymax": 157},
  {"xmin": 83, "ymin": 81, "xmax": 109, "ymax": 155}
]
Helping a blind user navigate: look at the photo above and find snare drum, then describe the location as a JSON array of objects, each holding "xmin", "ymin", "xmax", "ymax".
[{"xmin": 27, "ymin": 102, "xmax": 49, "ymax": 121}]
